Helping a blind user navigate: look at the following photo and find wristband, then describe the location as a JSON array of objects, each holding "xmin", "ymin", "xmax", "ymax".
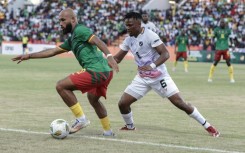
[
  {"xmin": 150, "ymin": 63, "xmax": 156, "ymax": 69},
  {"xmin": 106, "ymin": 54, "xmax": 112, "ymax": 58}
]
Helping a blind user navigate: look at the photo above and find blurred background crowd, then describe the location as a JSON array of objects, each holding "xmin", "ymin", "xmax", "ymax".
[{"xmin": 0, "ymin": 0, "xmax": 244, "ymax": 50}]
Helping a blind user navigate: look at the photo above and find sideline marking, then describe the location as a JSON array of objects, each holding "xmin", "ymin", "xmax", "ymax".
[{"xmin": 0, "ymin": 128, "xmax": 243, "ymax": 153}]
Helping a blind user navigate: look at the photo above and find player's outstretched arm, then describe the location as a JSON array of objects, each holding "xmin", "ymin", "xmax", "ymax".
[
  {"xmin": 113, "ymin": 49, "xmax": 128, "ymax": 64},
  {"xmin": 12, "ymin": 47, "xmax": 66, "ymax": 64},
  {"xmin": 89, "ymin": 35, "xmax": 119, "ymax": 73}
]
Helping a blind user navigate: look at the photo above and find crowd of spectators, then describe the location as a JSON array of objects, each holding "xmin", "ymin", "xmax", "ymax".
[
  {"xmin": 150, "ymin": 0, "xmax": 244, "ymax": 50},
  {"xmin": 0, "ymin": 0, "xmax": 244, "ymax": 51},
  {"xmin": 0, "ymin": 0, "xmax": 145, "ymax": 45}
]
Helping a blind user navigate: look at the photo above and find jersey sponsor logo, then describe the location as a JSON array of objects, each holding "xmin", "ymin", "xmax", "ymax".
[{"xmin": 139, "ymin": 41, "xmax": 143, "ymax": 46}]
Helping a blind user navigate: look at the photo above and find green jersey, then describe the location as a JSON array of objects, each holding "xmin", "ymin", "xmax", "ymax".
[
  {"xmin": 176, "ymin": 35, "xmax": 188, "ymax": 52},
  {"xmin": 214, "ymin": 27, "xmax": 231, "ymax": 50},
  {"xmin": 59, "ymin": 24, "xmax": 111, "ymax": 72}
]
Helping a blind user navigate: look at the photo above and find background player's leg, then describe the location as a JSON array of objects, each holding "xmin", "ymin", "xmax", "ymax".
[
  {"xmin": 208, "ymin": 60, "xmax": 219, "ymax": 82},
  {"xmin": 184, "ymin": 57, "xmax": 188, "ymax": 72},
  {"xmin": 226, "ymin": 59, "xmax": 235, "ymax": 83},
  {"xmin": 172, "ymin": 57, "xmax": 179, "ymax": 72}
]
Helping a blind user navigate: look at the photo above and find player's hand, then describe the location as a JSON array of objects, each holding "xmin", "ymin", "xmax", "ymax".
[
  {"xmin": 12, "ymin": 54, "xmax": 30, "ymax": 64},
  {"xmin": 107, "ymin": 56, "xmax": 119, "ymax": 73},
  {"xmin": 138, "ymin": 65, "xmax": 152, "ymax": 71}
]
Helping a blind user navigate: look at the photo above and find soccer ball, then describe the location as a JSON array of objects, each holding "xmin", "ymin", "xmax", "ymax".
[{"xmin": 50, "ymin": 119, "xmax": 70, "ymax": 139}]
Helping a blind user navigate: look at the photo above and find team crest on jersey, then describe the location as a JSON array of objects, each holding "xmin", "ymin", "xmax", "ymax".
[{"xmin": 139, "ymin": 41, "xmax": 143, "ymax": 46}]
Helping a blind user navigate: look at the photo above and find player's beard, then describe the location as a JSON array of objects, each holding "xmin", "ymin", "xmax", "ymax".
[{"xmin": 62, "ymin": 23, "xmax": 73, "ymax": 34}]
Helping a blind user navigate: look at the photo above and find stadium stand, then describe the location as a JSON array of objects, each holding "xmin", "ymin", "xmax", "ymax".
[{"xmin": 0, "ymin": 0, "xmax": 244, "ymax": 50}]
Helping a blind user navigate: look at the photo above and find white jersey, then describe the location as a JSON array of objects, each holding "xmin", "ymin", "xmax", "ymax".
[
  {"xmin": 141, "ymin": 21, "xmax": 157, "ymax": 33},
  {"xmin": 119, "ymin": 28, "xmax": 170, "ymax": 77}
]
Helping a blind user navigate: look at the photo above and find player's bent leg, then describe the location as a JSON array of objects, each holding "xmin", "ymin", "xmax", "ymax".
[
  {"xmin": 168, "ymin": 93, "xmax": 193, "ymax": 114},
  {"xmin": 87, "ymin": 93, "xmax": 114, "ymax": 136},
  {"xmin": 118, "ymin": 92, "xmax": 137, "ymax": 130},
  {"xmin": 118, "ymin": 92, "xmax": 138, "ymax": 113},
  {"xmin": 56, "ymin": 76, "xmax": 78, "ymax": 107},
  {"xmin": 56, "ymin": 77, "xmax": 90, "ymax": 134},
  {"xmin": 87, "ymin": 93, "xmax": 107, "ymax": 118},
  {"xmin": 168, "ymin": 93, "xmax": 220, "ymax": 137}
]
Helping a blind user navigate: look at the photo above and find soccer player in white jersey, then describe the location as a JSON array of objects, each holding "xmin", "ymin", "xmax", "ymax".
[
  {"xmin": 113, "ymin": 12, "xmax": 220, "ymax": 137},
  {"xmin": 141, "ymin": 12, "xmax": 157, "ymax": 33}
]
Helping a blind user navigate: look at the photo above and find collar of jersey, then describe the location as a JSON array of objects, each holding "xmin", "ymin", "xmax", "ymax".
[{"xmin": 135, "ymin": 28, "xmax": 145, "ymax": 38}]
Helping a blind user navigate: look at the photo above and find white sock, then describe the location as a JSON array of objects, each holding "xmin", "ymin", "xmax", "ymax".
[
  {"xmin": 104, "ymin": 129, "xmax": 112, "ymax": 134},
  {"xmin": 189, "ymin": 107, "xmax": 210, "ymax": 129},
  {"xmin": 122, "ymin": 111, "xmax": 134, "ymax": 129},
  {"xmin": 77, "ymin": 115, "xmax": 86, "ymax": 122}
]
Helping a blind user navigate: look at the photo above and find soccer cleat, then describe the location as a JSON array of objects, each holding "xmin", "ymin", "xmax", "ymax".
[
  {"xmin": 103, "ymin": 130, "xmax": 115, "ymax": 136},
  {"xmin": 206, "ymin": 126, "xmax": 220, "ymax": 137},
  {"xmin": 230, "ymin": 79, "xmax": 235, "ymax": 83},
  {"xmin": 120, "ymin": 125, "xmax": 136, "ymax": 131},
  {"xmin": 69, "ymin": 118, "xmax": 90, "ymax": 134},
  {"xmin": 208, "ymin": 78, "xmax": 212, "ymax": 82}
]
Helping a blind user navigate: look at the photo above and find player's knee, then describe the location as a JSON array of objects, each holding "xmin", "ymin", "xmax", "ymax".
[
  {"xmin": 213, "ymin": 61, "xmax": 219, "ymax": 66},
  {"xmin": 118, "ymin": 99, "xmax": 124, "ymax": 109},
  {"xmin": 226, "ymin": 60, "xmax": 231, "ymax": 66},
  {"xmin": 118, "ymin": 98, "xmax": 128, "ymax": 110},
  {"xmin": 56, "ymin": 80, "xmax": 64, "ymax": 92}
]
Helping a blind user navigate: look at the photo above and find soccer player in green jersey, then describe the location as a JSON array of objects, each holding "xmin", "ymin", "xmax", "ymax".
[
  {"xmin": 173, "ymin": 30, "xmax": 190, "ymax": 72},
  {"xmin": 12, "ymin": 8, "xmax": 119, "ymax": 136},
  {"xmin": 208, "ymin": 20, "xmax": 235, "ymax": 83}
]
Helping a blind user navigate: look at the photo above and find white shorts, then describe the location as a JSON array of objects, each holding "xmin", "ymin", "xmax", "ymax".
[{"xmin": 124, "ymin": 75, "xmax": 179, "ymax": 100}]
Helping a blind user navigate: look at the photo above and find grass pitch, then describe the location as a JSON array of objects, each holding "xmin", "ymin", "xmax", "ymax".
[{"xmin": 0, "ymin": 55, "xmax": 244, "ymax": 153}]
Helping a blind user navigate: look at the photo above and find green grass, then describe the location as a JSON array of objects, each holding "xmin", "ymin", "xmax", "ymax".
[{"xmin": 0, "ymin": 55, "xmax": 244, "ymax": 153}]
